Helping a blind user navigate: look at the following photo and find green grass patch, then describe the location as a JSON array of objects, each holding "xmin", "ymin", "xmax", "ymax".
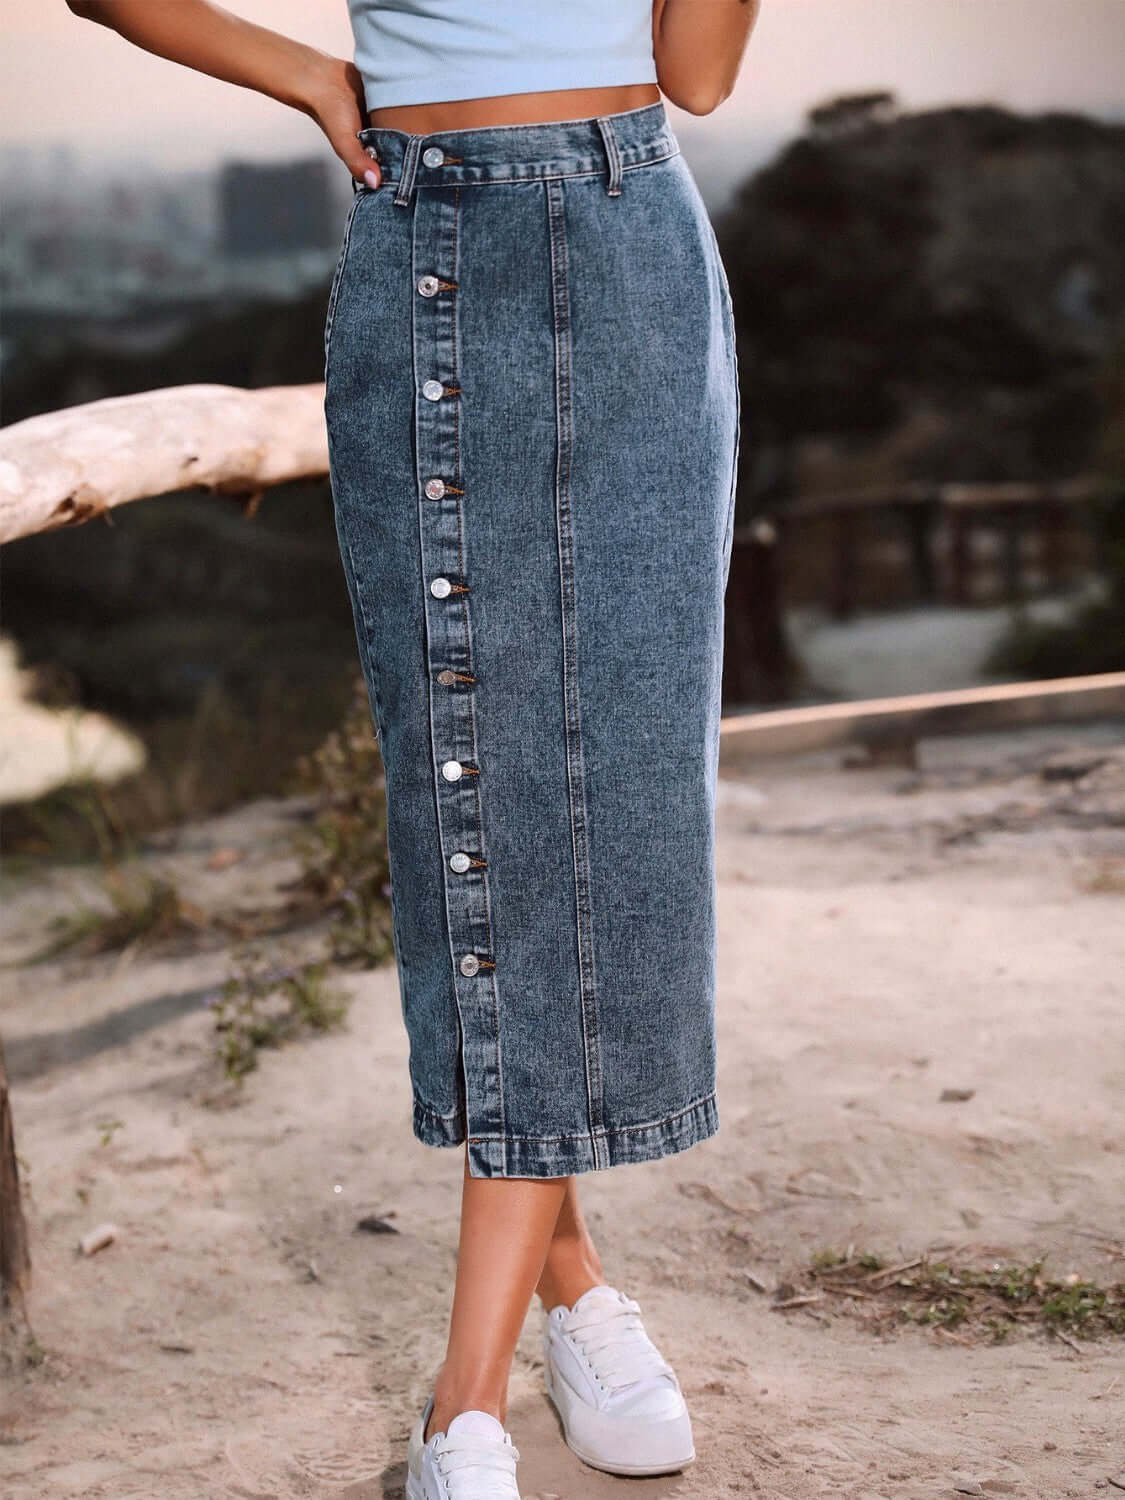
[{"xmin": 788, "ymin": 1250, "xmax": 1125, "ymax": 1343}]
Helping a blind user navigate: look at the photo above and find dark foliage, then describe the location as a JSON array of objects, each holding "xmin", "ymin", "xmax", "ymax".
[{"xmin": 716, "ymin": 101, "xmax": 1125, "ymax": 510}]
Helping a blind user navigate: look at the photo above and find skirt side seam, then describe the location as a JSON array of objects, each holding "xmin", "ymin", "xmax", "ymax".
[{"xmin": 546, "ymin": 175, "xmax": 606, "ymax": 1167}]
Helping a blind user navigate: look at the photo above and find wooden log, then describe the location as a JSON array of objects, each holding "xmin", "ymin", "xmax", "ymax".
[
  {"xmin": 718, "ymin": 671, "xmax": 1125, "ymax": 764},
  {"xmin": 940, "ymin": 480, "xmax": 1097, "ymax": 509},
  {"xmin": 0, "ymin": 383, "xmax": 330, "ymax": 544},
  {"xmin": 0, "ymin": 1037, "xmax": 31, "ymax": 1322}
]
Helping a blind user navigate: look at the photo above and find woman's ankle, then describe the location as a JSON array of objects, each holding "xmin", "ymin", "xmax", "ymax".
[
  {"xmin": 427, "ymin": 1367, "xmax": 509, "ymax": 1440},
  {"xmin": 535, "ymin": 1237, "xmax": 606, "ymax": 1313}
]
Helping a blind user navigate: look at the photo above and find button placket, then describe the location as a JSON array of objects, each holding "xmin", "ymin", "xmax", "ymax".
[{"xmin": 410, "ymin": 180, "xmax": 501, "ymax": 1139}]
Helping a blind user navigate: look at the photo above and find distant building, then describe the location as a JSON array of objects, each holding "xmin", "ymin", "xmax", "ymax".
[{"xmin": 219, "ymin": 157, "xmax": 336, "ymax": 257}]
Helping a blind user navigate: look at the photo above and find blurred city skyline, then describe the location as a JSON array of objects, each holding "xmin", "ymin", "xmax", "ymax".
[{"xmin": 3, "ymin": 0, "xmax": 1124, "ymax": 182}]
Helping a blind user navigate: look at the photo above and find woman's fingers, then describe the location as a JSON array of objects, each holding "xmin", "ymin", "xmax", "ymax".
[
  {"xmin": 333, "ymin": 110, "xmax": 381, "ymax": 188},
  {"xmin": 329, "ymin": 109, "xmax": 382, "ymax": 188},
  {"xmin": 357, "ymin": 145, "xmax": 382, "ymax": 190}
]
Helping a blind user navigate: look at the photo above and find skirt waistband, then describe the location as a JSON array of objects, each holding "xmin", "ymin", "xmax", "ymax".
[{"xmin": 354, "ymin": 99, "xmax": 678, "ymax": 203}]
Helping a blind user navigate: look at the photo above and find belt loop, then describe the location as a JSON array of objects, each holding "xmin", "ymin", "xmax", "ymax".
[
  {"xmin": 394, "ymin": 134, "xmax": 424, "ymax": 208},
  {"xmin": 595, "ymin": 115, "xmax": 623, "ymax": 197}
]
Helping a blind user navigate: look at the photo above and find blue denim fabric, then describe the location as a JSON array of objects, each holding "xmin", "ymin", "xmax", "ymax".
[{"xmin": 323, "ymin": 101, "xmax": 739, "ymax": 1178}]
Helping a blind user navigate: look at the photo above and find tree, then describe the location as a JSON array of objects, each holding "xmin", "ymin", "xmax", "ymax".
[{"xmin": 807, "ymin": 91, "xmax": 898, "ymax": 139}]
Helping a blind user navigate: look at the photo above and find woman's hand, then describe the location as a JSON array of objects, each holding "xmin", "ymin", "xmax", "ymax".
[
  {"xmin": 65, "ymin": 1, "xmax": 381, "ymax": 187},
  {"xmin": 298, "ymin": 52, "xmax": 382, "ymax": 190}
]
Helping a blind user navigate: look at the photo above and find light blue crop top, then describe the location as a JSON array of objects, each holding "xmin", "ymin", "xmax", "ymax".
[{"xmin": 347, "ymin": 0, "xmax": 658, "ymax": 112}]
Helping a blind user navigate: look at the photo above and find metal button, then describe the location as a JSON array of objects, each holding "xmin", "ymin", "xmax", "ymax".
[
  {"xmin": 459, "ymin": 953, "xmax": 480, "ymax": 977},
  {"xmin": 441, "ymin": 759, "xmax": 463, "ymax": 781},
  {"xmin": 422, "ymin": 379, "xmax": 444, "ymax": 402},
  {"xmin": 424, "ymin": 478, "xmax": 447, "ymax": 500},
  {"xmin": 422, "ymin": 146, "xmax": 445, "ymax": 168},
  {"xmin": 436, "ymin": 669, "xmax": 457, "ymax": 685},
  {"xmin": 449, "ymin": 851, "xmax": 471, "ymax": 874},
  {"xmin": 430, "ymin": 576, "xmax": 452, "ymax": 599},
  {"xmin": 417, "ymin": 274, "xmax": 440, "ymax": 297}
]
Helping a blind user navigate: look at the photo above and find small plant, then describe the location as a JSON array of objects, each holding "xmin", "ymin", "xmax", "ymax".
[
  {"xmin": 810, "ymin": 1248, "xmax": 847, "ymax": 1270},
  {"xmin": 39, "ymin": 866, "xmax": 207, "ymax": 959},
  {"xmin": 808, "ymin": 1248, "xmax": 885, "ymax": 1272},
  {"xmin": 793, "ymin": 1249, "xmax": 1125, "ymax": 1343},
  {"xmin": 209, "ymin": 678, "xmax": 392, "ymax": 1083},
  {"xmin": 96, "ymin": 1118, "xmax": 125, "ymax": 1148},
  {"xmin": 211, "ymin": 943, "xmax": 349, "ymax": 1081},
  {"xmin": 16, "ymin": 771, "xmax": 134, "ymax": 867},
  {"xmin": 1041, "ymin": 1278, "xmax": 1123, "ymax": 1334},
  {"xmin": 1076, "ymin": 857, "xmax": 1125, "ymax": 894},
  {"xmin": 912, "ymin": 1294, "xmax": 970, "ymax": 1329},
  {"xmin": 21, "ymin": 1336, "xmax": 48, "ymax": 1370},
  {"xmin": 290, "ymin": 677, "xmax": 395, "ymax": 968}
]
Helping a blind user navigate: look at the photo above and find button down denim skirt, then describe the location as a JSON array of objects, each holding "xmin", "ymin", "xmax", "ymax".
[{"xmin": 323, "ymin": 101, "xmax": 739, "ymax": 1178}]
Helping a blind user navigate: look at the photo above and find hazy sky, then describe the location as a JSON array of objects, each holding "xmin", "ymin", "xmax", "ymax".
[{"xmin": 3, "ymin": 0, "xmax": 1123, "ymax": 170}]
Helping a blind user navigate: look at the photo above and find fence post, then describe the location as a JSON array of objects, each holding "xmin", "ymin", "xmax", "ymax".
[
  {"xmin": 903, "ymin": 493, "xmax": 938, "ymax": 601},
  {"xmin": 0, "ymin": 1038, "xmax": 31, "ymax": 1342},
  {"xmin": 723, "ymin": 516, "xmax": 794, "ymax": 705},
  {"xmin": 949, "ymin": 507, "xmax": 971, "ymax": 605},
  {"xmin": 830, "ymin": 506, "xmax": 857, "ymax": 619}
]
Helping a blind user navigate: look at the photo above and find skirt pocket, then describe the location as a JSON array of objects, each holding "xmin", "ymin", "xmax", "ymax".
[{"xmin": 323, "ymin": 187, "xmax": 367, "ymax": 372}]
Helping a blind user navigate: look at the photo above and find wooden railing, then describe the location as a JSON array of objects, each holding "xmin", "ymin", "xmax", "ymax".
[{"xmin": 757, "ymin": 477, "xmax": 1103, "ymax": 620}]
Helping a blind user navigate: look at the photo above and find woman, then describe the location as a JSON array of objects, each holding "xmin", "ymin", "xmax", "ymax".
[{"xmin": 66, "ymin": 2, "xmax": 759, "ymax": 1494}]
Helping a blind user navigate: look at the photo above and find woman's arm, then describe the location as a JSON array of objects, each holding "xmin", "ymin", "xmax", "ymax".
[
  {"xmin": 653, "ymin": 0, "xmax": 762, "ymax": 116},
  {"xmin": 64, "ymin": 0, "xmax": 380, "ymax": 186}
]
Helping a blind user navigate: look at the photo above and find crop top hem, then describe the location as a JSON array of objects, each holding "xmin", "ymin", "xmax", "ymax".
[{"xmin": 360, "ymin": 57, "xmax": 660, "ymax": 113}]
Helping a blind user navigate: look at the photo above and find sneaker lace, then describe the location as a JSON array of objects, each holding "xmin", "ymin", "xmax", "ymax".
[
  {"xmin": 566, "ymin": 1296, "xmax": 675, "ymax": 1394},
  {"xmin": 433, "ymin": 1431, "xmax": 520, "ymax": 1499}
]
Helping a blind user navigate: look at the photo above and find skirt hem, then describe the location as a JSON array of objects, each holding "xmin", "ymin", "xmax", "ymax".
[{"xmin": 412, "ymin": 1091, "xmax": 720, "ymax": 1178}]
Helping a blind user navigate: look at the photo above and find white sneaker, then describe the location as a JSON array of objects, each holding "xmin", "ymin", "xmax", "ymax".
[
  {"xmin": 543, "ymin": 1284, "xmax": 695, "ymax": 1476},
  {"xmin": 406, "ymin": 1398, "xmax": 521, "ymax": 1500}
]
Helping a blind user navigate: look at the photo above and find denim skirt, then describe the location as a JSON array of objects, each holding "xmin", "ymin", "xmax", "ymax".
[{"xmin": 323, "ymin": 100, "xmax": 739, "ymax": 1178}]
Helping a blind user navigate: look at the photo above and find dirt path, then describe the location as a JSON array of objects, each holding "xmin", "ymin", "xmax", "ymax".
[{"xmin": 2, "ymin": 724, "xmax": 1123, "ymax": 1499}]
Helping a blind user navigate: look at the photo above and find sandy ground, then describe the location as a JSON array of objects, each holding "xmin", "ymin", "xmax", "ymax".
[{"xmin": 2, "ymin": 722, "xmax": 1124, "ymax": 1500}]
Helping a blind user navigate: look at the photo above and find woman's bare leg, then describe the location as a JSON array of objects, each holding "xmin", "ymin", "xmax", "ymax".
[
  {"xmin": 534, "ymin": 1177, "xmax": 606, "ymax": 1313},
  {"xmin": 427, "ymin": 1152, "xmax": 570, "ymax": 1437}
]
